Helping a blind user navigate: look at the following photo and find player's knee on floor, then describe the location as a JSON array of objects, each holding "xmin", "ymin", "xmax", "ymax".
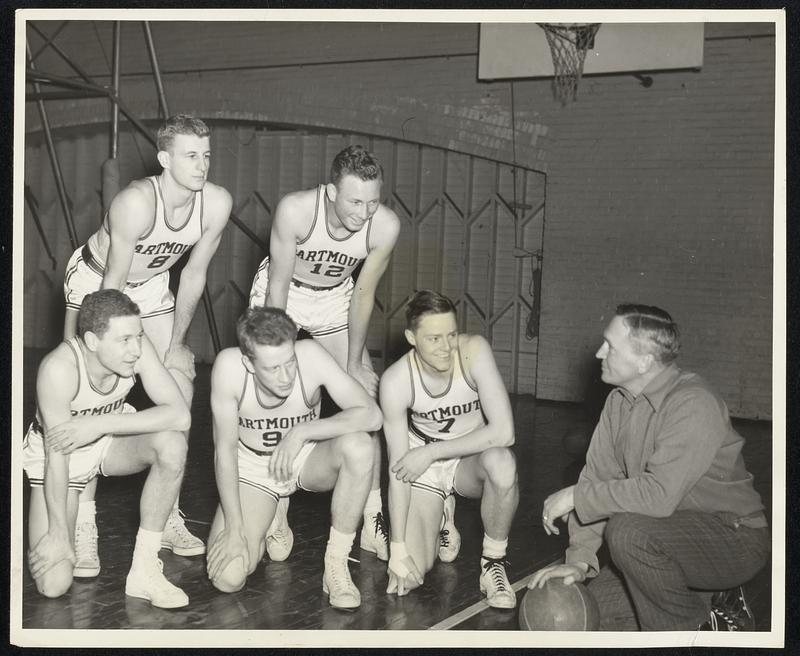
[
  {"xmin": 151, "ymin": 430, "xmax": 188, "ymax": 475},
  {"xmin": 479, "ymin": 446, "xmax": 518, "ymax": 490},
  {"xmin": 211, "ymin": 557, "xmax": 248, "ymax": 594},
  {"xmin": 35, "ymin": 561, "xmax": 74, "ymax": 599}
]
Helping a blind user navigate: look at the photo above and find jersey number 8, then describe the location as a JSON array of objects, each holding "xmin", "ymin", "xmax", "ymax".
[{"xmin": 148, "ymin": 254, "xmax": 170, "ymax": 269}]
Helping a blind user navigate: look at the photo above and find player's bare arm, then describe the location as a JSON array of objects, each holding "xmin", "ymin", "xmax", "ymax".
[
  {"xmin": 265, "ymin": 190, "xmax": 315, "ymax": 309},
  {"xmin": 380, "ymin": 360, "xmax": 423, "ymax": 594},
  {"xmin": 45, "ymin": 335, "xmax": 190, "ymax": 455},
  {"xmin": 29, "ymin": 347, "xmax": 81, "ymax": 578},
  {"xmin": 290, "ymin": 339, "xmax": 382, "ymax": 441},
  {"xmin": 207, "ymin": 348, "xmax": 250, "ymax": 582},
  {"xmin": 346, "ymin": 206, "xmax": 401, "ymax": 395},
  {"xmin": 268, "ymin": 340, "xmax": 382, "ymax": 482},
  {"xmin": 102, "ymin": 183, "xmax": 157, "ymax": 290},
  {"xmin": 392, "ymin": 335, "xmax": 514, "ymax": 483},
  {"xmin": 165, "ymin": 183, "xmax": 233, "ymax": 378}
]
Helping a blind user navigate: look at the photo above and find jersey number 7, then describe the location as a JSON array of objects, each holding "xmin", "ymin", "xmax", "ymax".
[{"xmin": 438, "ymin": 418, "xmax": 455, "ymax": 434}]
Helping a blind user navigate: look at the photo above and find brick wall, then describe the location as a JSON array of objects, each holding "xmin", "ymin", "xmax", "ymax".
[
  {"xmin": 24, "ymin": 22, "xmax": 775, "ymax": 417},
  {"xmin": 531, "ymin": 32, "xmax": 775, "ymax": 418}
]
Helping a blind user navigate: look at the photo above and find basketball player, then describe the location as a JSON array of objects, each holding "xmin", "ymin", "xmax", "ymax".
[
  {"xmin": 24, "ymin": 290, "xmax": 192, "ymax": 608},
  {"xmin": 62, "ymin": 114, "xmax": 233, "ymax": 575},
  {"xmin": 205, "ymin": 307, "xmax": 382, "ymax": 609},
  {"xmin": 249, "ymin": 145, "xmax": 401, "ymax": 563},
  {"xmin": 528, "ymin": 304, "xmax": 769, "ymax": 631},
  {"xmin": 381, "ymin": 290, "xmax": 519, "ymax": 609}
]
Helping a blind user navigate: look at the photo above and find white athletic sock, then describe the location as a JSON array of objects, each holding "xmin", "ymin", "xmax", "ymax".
[
  {"xmin": 132, "ymin": 527, "xmax": 163, "ymax": 568},
  {"xmin": 364, "ymin": 488, "xmax": 382, "ymax": 516},
  {"xmin": 326, "ymin": 527, "xmax": 356, "ymax": 559},
  {"xmin": 481, "ymin": 534, "xmax": 508, "ymax": 560},
  {"xmin": 76, "ymin": 500, "xmax": 96, "ymax": 525}
]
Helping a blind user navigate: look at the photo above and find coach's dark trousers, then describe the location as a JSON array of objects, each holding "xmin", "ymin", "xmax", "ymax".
[{"xmin": 586, "ymin": 511, "xmax": 770, "ymax": 631}]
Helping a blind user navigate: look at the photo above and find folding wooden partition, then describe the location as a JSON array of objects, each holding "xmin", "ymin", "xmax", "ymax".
[{"xmin": 24, "ymin": 124, "xmax": 546, "ymax": 394}]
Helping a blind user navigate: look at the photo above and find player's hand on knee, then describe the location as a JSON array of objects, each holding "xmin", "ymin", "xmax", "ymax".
[
  {"xmin": 207, "ymin": 527, "xmax": 250, "ymax": 583},
  {"xmin": 45, "ymin": 416, "xmax": 103, "ymax": 454},
  {"xmin": 269, "ymin": 432, "xmax": 303, "ymax": 482},
  {"xmin": 391, "ymin": 447, "xmax": 433, "ymax": 483},
  {"xmin": 28, "ymin": 531, "xmax": 75, "ymax": 579},
  {"xmin": 527, "ymin": 563, "xmax": 587, "ymax": 590},
  {"xmin": 165, "ymin": 344, "xmax": 196, "ymax": 381},
  {"xmin": 348, "ymin": 363, "xmax": 379, "ymax": 397}
]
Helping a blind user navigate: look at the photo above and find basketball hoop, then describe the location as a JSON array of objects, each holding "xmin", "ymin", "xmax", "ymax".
[{"xmin": 538, "ymin": 23, "xmax": 601, "ymax": 105}]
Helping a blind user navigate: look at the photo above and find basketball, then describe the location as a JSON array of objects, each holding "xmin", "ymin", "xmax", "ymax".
[{"xmin": 519, "ymin": 579, "xmax": 600, "ymax": 631}]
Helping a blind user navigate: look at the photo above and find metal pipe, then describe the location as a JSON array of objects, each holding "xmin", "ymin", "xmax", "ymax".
[
  {"xmin": 228, "ymin": 211, "xmax": 268, "ymax": 252},
  {"xmin": 26, "ymin": 68, "xmax": 111, "ymax": 94},
  {"xmin": 142, "ymin": 22, "xmax": 169, "ymax": 119},
  {"xmin": 26, "ymin": 90, "xmax": 108, "ymax": 101},
  {"xmin": 27, "ymin": 42, "xmax": 79, "ymax": 250},
  {"xmin": 109, "ymin": 93, "xmax": 157, "ymax": 148},
  {"xmin": 201, "ymin": 287, "xmax": 221, "ymax": 353},
  {"xmin": 24, "ymin": 185, "xmax": 58, "ymax": 270},
  {"xmin": 110, "ymin": 22, "xmax": 121, "ymax": 158},
  {"xmin": 30, "ymin": 23, "xmax": 94, "ymax": 83},
  {"xmin": 30, "ymin": 21, "xmax": 69, "ymax": 62}
]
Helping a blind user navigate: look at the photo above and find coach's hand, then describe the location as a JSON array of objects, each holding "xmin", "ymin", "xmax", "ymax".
[
  {"xmin": 386, "ymin": 542, "xmax": 423, "ymax": 596},
  {"xmin": 45, "ymin": 416, "xmax": 103, "ymax": 454},
  {"xmin": 528, "ymin": 562, "xmax": 588, "ymax": 589},
  {"xmin": 165, "ymin": 343, "xmax": 196, "ymax": 381},
  {"xmin": 269, "ymin": 431, "xmax": 304, "ymax": 482},
  {"xmin": 28, "ymin": 531, "xmax": 75, "ymax": 579},
  {"xmin": 348, "ymin": 362, "xmax": 379, "ymax": 397},
  {"xmin": 541, "ymin": 485, "xmax": 575, "ymax": 536},
  {"xmin": 207, "ymin": 527, "xmax": 250, "ymax": 584},
  {"xmin": 391, "ymin": 446, "xmax": 434, "ymax": 483}
]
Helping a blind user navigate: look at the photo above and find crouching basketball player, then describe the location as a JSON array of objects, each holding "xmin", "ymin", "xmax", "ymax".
[
  {"xmin": 381, "ymin": 290, "xmax": 519, "ymax": 609},
  {"xmin": 206, "ymin": 307, "xmax": 382, "ymax": 609},
  {"xmin": 24, "ymin": 290, "xmax": 192, "ymax": 608}
]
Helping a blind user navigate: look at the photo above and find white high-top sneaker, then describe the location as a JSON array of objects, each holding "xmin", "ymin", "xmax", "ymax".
[
  {"xmin": 125, "ymin": 558, "xmax": 189, "ymax": 609},
  {"xmin": 265, "ymin": 497, "xmax": 294, "ymax": 561},
  {"xmin": 74, "ymin": 520, "xmax": 101, "ymax": 577},
  {"xmin": 322, "ymin": 553, "xmax": 361, "ymax": 610}
]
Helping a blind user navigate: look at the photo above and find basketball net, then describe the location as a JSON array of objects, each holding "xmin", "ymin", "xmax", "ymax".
[{"xmin": 538, "ymin": 23, "xmax": 601, "ymax": 105}]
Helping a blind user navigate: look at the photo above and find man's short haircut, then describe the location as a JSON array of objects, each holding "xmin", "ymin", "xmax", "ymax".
[
  {"xmin": 157, "ymin": 114, "xmax": 211, "ymax": 152},
  {"xmin": 616, "ymin": 303, "xmax": 681, "ymax": 364},
  {"xmin": 77, "ymin": 289, "xmax": 141, "ymax": 339},
  {"xmin": 237, "ymin": 307, "xmax": 298, "ymax": 359},
  {"xmin": 405, "ymin": 290, "xmax": 457, "ymax": 331},
  {"xmin": 329, "ymin": 145, "xmax": 384, "ymax": 187}
]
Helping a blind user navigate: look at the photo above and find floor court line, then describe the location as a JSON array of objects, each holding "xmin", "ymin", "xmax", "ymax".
[{"xmin": 428, "ymin": 556, "xmax": 562, "ymax": 631}]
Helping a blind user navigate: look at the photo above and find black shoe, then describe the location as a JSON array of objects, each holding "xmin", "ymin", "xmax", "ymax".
[{"xmin": 698, "ymin": 586, "xmax": 755, "ymax": 631}]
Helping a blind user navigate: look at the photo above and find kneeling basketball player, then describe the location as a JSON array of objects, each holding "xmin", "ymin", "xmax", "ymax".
[
  {"xmin": 24, "ymin": 290, "xmax": 192, "ymax": 609},
  {"xmin": 381, "ymin": 290, "xmax": 519, "ymax": 609},
  {"xmin": 206, "ymin": 307, "xmax": 382, "ymax": 610}
]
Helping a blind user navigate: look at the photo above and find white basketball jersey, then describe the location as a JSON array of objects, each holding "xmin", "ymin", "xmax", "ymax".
[
  {"xmin": 407, "ymin": 341, "xmax": 485, "ymax": 444},
  {"xmin": 31, "ymin": 336, "xmax": 136, "ymax": 435},
  {"xmin": 292, "ymin": 185, "xmax": 371, "ymax": 287},
  {"xmin": 86, "ymin": 176, "xmax": 203, "ymax": 283},
  {"xmin": 236, "ymin": 347, "xmax": 321, "ymax": 454}
]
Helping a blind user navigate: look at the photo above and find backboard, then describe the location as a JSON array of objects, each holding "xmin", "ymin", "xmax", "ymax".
[{"xmin": 478, "ymin": 23, "xmax": 705, "ymax": 80}]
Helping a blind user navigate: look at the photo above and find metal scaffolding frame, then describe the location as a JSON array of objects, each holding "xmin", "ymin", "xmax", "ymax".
[{"xmin": 24, "ymin": 20, "xmax": 265, "ymax": 355}]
